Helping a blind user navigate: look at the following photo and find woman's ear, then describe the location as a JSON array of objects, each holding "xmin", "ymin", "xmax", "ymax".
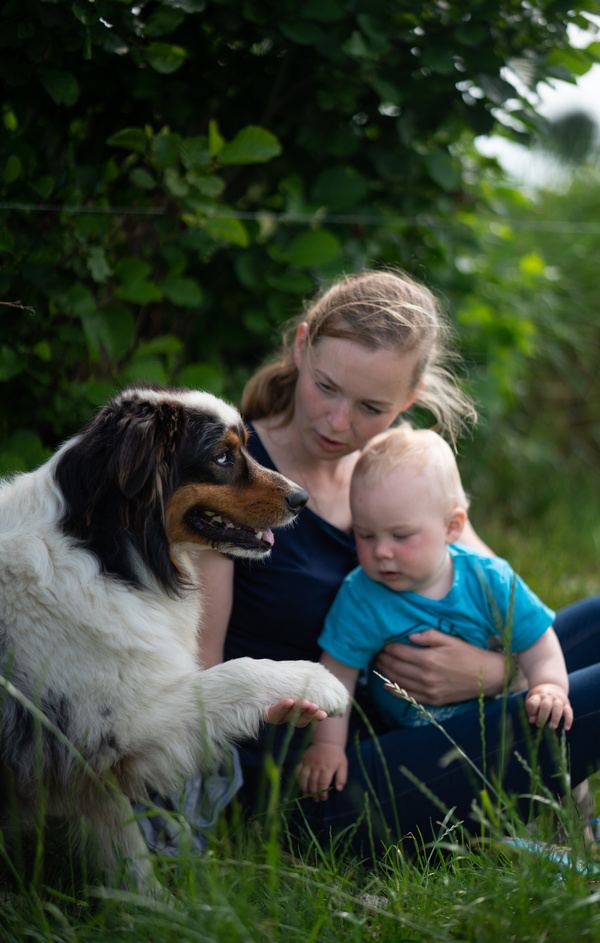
[
  {"xmin": 446, "ymin": 507, "xmax": 467, "ymax": 544},
  {"xmin": 400, "ymin": 382, "xmax": 425, "ymax": 413},
  {"xmin": 292, "ymin": 321, "xmax": 309, "ymax": 369}
]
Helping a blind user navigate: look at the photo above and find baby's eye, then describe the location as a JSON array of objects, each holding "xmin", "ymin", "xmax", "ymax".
[
  {"xmin": 362, "ymin": 403, "xmax": 383, "ymax": 415},
  {"xmin": 317, "ymin": 380, "xmax": 335, "ymax": 393}
]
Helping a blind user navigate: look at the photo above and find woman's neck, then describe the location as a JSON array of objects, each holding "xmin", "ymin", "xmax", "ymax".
[{"xmin": 252, "ymin": 416, "xmax": 357, "ymax": 531}]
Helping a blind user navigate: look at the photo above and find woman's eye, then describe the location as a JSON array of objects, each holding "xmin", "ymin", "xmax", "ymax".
[
  {"xmin": 215, "ymin": 452, "xmax": 232, "ymax": 466},
  {"xmin": 362, "ymin": 403, "xmax": 383, "ymax": 415},
  {"xmin": 317, "ymin": 381, "xmax": 334, "ymax": 393}
]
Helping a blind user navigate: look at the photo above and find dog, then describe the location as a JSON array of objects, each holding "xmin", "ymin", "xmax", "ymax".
[{"xmin": 0, "ymin": 384, "xmax": 349, "ymax": 889}]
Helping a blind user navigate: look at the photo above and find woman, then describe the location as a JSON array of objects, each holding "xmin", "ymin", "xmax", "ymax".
[{"xmin": 196, "ymin": 269, "xmax": 600, "ymax": 853}]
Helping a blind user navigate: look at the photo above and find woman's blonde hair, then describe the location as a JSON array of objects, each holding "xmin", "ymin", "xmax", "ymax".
[
  {"xmin": 352, "ymin": 423, "xmax": 470, "ymax": 512},
  {"xmin": 241, "ymin": 269, "xmax": 476, "ymax": 445}
]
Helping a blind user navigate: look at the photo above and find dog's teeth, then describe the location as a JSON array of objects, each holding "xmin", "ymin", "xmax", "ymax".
[
  {"xmin": 225, "ymin": 522, "xmax": 234, "ymax": 529},
  {"xmin": 256, "ymin": 531, "xmax": 263, "ymax": 540},
  {"xmin": 205, "ymin": 511, "xmax": 215, "ymax": 517},
  {"xmin": 213, "ymin": 515, "xmax": 223, "ymax": 523}
]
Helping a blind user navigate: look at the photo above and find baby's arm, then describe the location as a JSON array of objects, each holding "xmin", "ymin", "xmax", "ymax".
[
  {"xmin": 517, "ymin": 626, "xmax": 573, "ymax": 730},
  {"xmin": 296, "ymin": 653, "xmax": 358, "ymax": 802}
]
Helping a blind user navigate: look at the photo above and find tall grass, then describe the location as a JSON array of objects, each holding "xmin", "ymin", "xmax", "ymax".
[{"xmin": 2, "ymin": 487, "xmax": 600, "ymax": 942}]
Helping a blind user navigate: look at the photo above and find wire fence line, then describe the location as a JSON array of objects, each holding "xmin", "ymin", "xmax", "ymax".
[{"xmin": 1, "ymin": 202, "xmax": 600, "ymax": 234}]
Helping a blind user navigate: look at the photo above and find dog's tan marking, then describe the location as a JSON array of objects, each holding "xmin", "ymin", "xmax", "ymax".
[{"xmin": 165, "ymin": 472, "xmax": 296, "ymax": 547}]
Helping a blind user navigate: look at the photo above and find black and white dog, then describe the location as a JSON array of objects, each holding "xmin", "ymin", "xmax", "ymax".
[{"xmin": 0, "ymin": 385, "xmax": 348, "ymax": 887}]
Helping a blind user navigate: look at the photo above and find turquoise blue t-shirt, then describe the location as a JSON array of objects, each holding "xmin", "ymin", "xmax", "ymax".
[{"xmin": 318, "ymin": 543, "xmax": 555, "ymax": 727}]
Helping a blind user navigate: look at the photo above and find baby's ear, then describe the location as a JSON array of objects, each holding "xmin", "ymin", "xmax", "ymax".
[{"xmin": 446, "ymin": 507, "xmax": 467, "ymax": 543}]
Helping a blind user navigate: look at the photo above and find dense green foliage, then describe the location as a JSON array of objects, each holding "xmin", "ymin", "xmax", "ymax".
[{"xmin": 2, "ymin": 0, "xmax": 599, "ymax": 475}]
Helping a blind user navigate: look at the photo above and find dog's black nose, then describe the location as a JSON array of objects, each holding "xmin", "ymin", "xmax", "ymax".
[{"xmin": 286, "ymin": 489, "xmax": 309, "ymax": 513}]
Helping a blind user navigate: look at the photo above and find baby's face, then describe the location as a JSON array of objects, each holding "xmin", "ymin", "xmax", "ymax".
[{"xmin": 350, "ymin": 463, "xmax": 456, "ymax": 596}]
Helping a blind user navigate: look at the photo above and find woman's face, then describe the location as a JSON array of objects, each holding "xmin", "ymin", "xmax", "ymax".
[{"xmin": 292, "ymin": 325, "xmax": 421, "ymax": 460}]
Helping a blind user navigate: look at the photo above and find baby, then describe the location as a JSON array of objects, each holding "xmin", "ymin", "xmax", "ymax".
[{"xmin": 296, "ymin": 424, "xmax": 572, "ymax": 800}]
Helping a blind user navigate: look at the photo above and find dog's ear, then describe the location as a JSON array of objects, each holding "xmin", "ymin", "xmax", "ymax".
[{"xmin": 106, "ymin": 399, "xmax": 185, "ymax": 500}]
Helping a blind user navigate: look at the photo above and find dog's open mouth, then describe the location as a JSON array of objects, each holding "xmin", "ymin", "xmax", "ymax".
[{"xmin": 185, "ymin": 506, "xmax": 275, "ymax": 552}]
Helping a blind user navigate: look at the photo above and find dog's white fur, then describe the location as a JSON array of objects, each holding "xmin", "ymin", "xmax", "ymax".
[{"xmin": 0, "ymin": 386, "xmax": 349, "ymax": 888}]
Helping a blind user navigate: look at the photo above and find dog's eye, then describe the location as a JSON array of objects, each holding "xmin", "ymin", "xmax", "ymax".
[{"xmin": 215, "ymin": 451, "xmax": 233, "ymax": 466}]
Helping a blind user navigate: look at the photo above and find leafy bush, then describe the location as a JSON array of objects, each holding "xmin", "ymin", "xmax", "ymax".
[{"xmin": 1, "ymin": 0, "xmax": 598, "ymax": 472}]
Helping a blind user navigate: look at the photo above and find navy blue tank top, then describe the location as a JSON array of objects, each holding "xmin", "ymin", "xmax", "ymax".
[{"xmin": 224, "ymin": 424, "xmax": 358, "ymax": 764}]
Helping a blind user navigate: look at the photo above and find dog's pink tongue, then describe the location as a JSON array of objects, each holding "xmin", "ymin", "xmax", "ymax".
[{"xmin": 262, "ymin": 528, "xmax": 275, "ymax": 546}]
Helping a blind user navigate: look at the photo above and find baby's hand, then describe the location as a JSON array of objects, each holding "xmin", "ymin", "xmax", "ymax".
[
  {"xmin": 526, "ymin": 684, "xmax": 573, "ymax": 731},
  {"xmin": 296, "ymin": 743, "xmax": 348, "ymax": 802},
  {"xmin": 265, "ymin": 699, "xmax": 328, "ymax": 727}
]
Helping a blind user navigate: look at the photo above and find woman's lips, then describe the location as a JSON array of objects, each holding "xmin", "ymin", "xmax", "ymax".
[{"xmin": 315, "ymin": 431, "xmax": 347, "ymax": 451}]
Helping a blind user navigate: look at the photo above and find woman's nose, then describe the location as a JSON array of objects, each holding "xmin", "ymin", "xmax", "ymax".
[{"xmin": 327, "ymin": 399, "xmax": 351, "ymax": 431}]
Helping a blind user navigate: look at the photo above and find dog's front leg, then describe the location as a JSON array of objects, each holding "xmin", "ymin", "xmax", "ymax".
[
  {"xmin": 79, "ymin": 787, "xmax": 163, "ymax": 898},
  {"xmin": 196, "ymin": 657, "xmax": 350, "ymax": 746}
]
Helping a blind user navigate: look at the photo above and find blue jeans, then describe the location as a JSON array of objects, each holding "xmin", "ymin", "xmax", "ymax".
[{"xmin": 248, "ymin": 597, "xmax": 600, "ymax": 853}]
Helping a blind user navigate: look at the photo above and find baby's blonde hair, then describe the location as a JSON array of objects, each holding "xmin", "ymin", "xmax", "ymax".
[{"xmin": 352, "ymin": 424, "xmax": 470, "ymax": 513}]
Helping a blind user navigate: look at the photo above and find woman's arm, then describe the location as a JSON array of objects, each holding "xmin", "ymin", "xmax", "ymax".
[
  {"xmin": 191, "ymin": 549, "xmax": 234, "ymax": 668},
  {"xmin": 376, "ymin": 632, "xmax": 513, "ymax": 704},
  {"xmin": 460, "ymin": 519, "xmax": 495, "ymax": 556},
  {"xmin": 191, "ymin": 550, "xmax": 341, "ymax": 728}
]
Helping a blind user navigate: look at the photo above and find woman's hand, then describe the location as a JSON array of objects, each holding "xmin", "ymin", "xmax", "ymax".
[
  {"xmin": 375, "ymin": 629, "xmax": 510, "ymax": 704},
  {"xmin": 265, "ymin": 699, "xmax": 328, "ymax": 727}
]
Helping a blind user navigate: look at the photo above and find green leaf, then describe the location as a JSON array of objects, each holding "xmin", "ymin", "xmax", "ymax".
[
  {"xmin": 106, "ymin": 127, "xmax": 148, "ymax": 155},
  {"xmin": 0, "ymin": 345, "xmax": 26, "ymax": 382},
  {"xmin": 208, "ymin": 120, "xmax": 225, "ymax": 158},
  {"xmin": 130, "ymin": 167, "xmax": 157, "ymax": 189},
  {"xmin": 204, "ymin": 217, "xmax": 249, "ymax": 247},
  {"xmin": 30, "ymin": 175, "xmax": 55, "ymax": 199},
  {"xmin": 85, "ymin": 380, "xmax": 116, "ymax": 407},
  {"xmin": 123, "ymin": 358, "xmax": 168, "ymax": 385},
  {"xmin": 219, "ymin": 126, "xmax": 281, "ymax": 165},
  {"xmin": 4, "ymin": 155, "xmax": 21, "ymax": 185},
  {"xmin": 161, "ymin": 277, "xmax": 204, "ymax": 307},
  {"xmin": 32, "ymin": 340, "xmax": 52, "ymax": 361},
  {"xmin": 546, "ymin": 46, "xmax": 594, "ymax": 78},
  {"xmin": 145, "ymin": 42, "xmax": 188, "ymax": 74},
  {"xmin": 181, "ymin": 136, "xmax": 211, "ymax": 170},
  {"xmin": 243, "ymin": 309, "xmax": 271, "ymax": 335},
  {"xmin": 286, "ymin": 229, "xmax": 341, "ymax": 268},
  {"xmin": 151, "ymin": 132, "xmax": 182, "ymax": 168},
  {"xmin": 176, "ymin": 362, "xmax": 223, "ymax": 394},
  {"xmin": 63, "ymin": 284, "xmax": 96, "ymax": 318},
  {"xmin": 115, "ymin": 257, "xmax": 152, "ymax": 282},
  {"xmin": 188, "ymin": 174, "xmax": 225, "ymax": 197},
  {"xmin": 98, "ymin": 305, "xmax": 136, "ymax": 359},
  {"xmin": 39, "ymin": 69, "xmax": 80, "ymax": 107},
  {"xmin": 164, "ymin": 167, "xmax": 189, "ymax": 197},
  {"xmin": 265, "ymin": 271, "xmax": 314, "ymax": 294},
  {"xmin": 477, "ymin": 74, "xmax": 518, "ymax": 105},
  {"xmin": 0, "ymin": 431, "xmax": 50, "ymax": 473},
  {"xmin": 136, "ymin": 335, "xmax": 183, "ymax": 357},
  {"xmin": 454, "ymin": 24, "xmax": 487, "ymax": 47},
  {"xmin": 424, "ymin": 150, "xmax": 460, "ymax": 191},
  {"xmin": 115, "ymin": 281, "xmax": 163, "ymax": 304},
  {"xmin": 311, "ymin": 166, "xmax": 368, "ymax": 210},
  {"xmin": 87, "ymin": 247, "xmax": 112, "ymax": 283}
]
